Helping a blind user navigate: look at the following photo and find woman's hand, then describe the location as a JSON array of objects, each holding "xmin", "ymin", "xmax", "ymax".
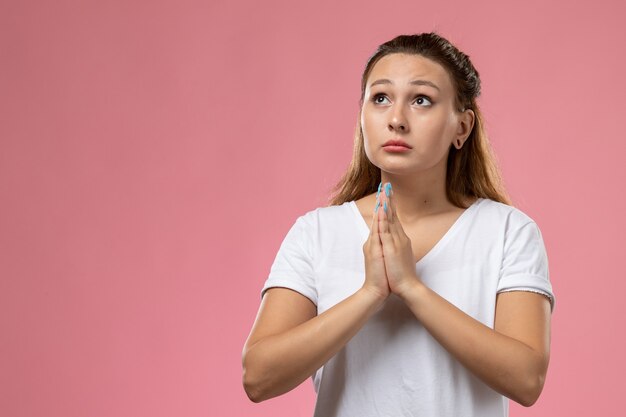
[
  {"xmin": 361, "ymin": 184, "xmax": 391, "ymax": 301},
  {"xmin": 377, "ymin": 182, "xmax": 422, "ymax": 298}
]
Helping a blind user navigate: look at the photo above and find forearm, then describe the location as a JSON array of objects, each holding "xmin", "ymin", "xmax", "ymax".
[
  {"xmin": 398, "ymin": 281, "xmax": 542, "ymax": 407},
  {"xmin": 244, "ymin": 287, "xmax": 385, "ymax": 402}
]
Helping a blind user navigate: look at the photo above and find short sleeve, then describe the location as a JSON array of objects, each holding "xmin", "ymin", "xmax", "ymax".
[
  {"xmin": 496, "ymin": 221, "xmax": 556, "ymax": 313},
  {"xmin": 260, "ymin": 215, "xmax": 318, "ymax": 306}
]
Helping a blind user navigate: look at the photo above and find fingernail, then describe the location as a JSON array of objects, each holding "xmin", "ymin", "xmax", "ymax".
[
  {"xmin": 384, "ymin": 201, "xmax": 387, "ymax": 213},
  {"xmin": 374, "ymin": 200, "xmax": 380, "ymax": 213},
  {"xmin": 377, "ymin": 182, "xmax": 382, "ymax": 197},
  {"xmin": 384, "ymin": 183, "xmax": 390, "ymax": 197}
]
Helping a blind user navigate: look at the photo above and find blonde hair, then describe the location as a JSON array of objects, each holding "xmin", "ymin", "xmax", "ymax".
[{"xmin": 326, "ymin": 32, "xmax": 512, "ymax": 208}]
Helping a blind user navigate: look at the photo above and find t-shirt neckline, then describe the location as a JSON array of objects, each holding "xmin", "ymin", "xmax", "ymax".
[{"xmin": 348, "ymin": 197, "xmax": 484, "ymax": 266}]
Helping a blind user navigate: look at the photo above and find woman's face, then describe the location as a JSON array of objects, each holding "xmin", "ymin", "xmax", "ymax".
[{"xmin": 361, "ymin": 53, "xmax": 469, "ymax": 175}]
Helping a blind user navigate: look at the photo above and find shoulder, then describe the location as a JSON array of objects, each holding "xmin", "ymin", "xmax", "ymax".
[
  {"xmin": 477, "ymin": 198, "xmax": 539, "ymax": 230},
  {"xmin": 299, "ymin": 201, "xmax": 353, "ymax": 221},
  {"xmin": 293, "ymin": 201, "xmax": 355, "ymax": 232}
]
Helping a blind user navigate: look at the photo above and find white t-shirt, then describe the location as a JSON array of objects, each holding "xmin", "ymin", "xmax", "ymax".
[{"xmin": 260, "ymin": 197, "xmax": 555, "ymax": 417}]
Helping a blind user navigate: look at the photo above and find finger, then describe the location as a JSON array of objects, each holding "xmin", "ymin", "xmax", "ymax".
[
  {"xmin": 370, "ymin": 198, "xmax": 380, "ymax": 237},
  {"xmin": 373, "ymin": 197, "xmax": 382, "ymax": 246},
  {"xmin": 390, "ymin": 195, "xmax": 406, "ymax": 243},
  {"xmin": 386, "ymin": 183, "xmax": 403, "ymax": 244},
  {"xmin": 379, "ymin": 200, "xmax": 395, "ymax": 248},
  {"xmin": 380, "ymin": 199, "xmax": 389, "ymax": 235},
  {"xmin": 384, "ymin": 182, "xmax": 394, "ymax": 224}
]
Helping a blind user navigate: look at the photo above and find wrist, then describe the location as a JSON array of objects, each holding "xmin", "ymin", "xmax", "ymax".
[
  {"xmin": 359, "ymin": 286, "xmax": 388, "ymax": 306},
  {"xmin": 395, "ymin": 278, "xmax": 424, "ymax": 303}
]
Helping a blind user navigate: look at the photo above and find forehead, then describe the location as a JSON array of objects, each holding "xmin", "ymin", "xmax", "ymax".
[{"xmin": 366, "ymin": 53, "xmax": 453, "ymax": 94}]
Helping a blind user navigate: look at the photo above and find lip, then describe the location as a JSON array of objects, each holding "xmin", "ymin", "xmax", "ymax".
[
  {"xmin": 383, "ymin": 139, "xmax": 412, "ymax": 148},
  {"xmin": 383, "ymin": 145, "xmax": 411, "ymax": 153}
]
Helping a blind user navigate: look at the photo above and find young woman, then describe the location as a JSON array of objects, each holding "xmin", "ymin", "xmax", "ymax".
[{"xmin": 242, "ymin": 32, "xmax": 555, "ymax": 417}]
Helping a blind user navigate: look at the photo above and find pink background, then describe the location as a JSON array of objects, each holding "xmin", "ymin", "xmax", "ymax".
[{"xmin": 1, "ymin": 0, "xmax": 624, "ymax": 416}]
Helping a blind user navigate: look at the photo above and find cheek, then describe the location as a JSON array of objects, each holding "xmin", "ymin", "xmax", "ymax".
[
  {"xmin": 361, "ymin": 109, "xmax": 390, "ymax": 140},
  {"xmin": 361, "ymin": 109, "xmax": 375, "ymax": 134},
  {"xmin": 361, "ymin": 121, "xmax": 380, "ymax": 162},
  {"xmin": 421, "ymin": 113, "xmax": 454, "ymax": 142},
  {"xmin": 361, "ymin": 111, "xmax": 377, "ymax": 147},
  {"xmin": 410, "ymin": 116, "xmax": 454, "ymax": 158},
  {"xmin": 362, "ymin": 132, "xmax": 374, "ymax": 161}
]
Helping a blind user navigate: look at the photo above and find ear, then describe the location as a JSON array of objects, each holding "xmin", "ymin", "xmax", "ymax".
[{"xmin": 455, "ymin": 109, "xmax": 475, "ymax": 146}]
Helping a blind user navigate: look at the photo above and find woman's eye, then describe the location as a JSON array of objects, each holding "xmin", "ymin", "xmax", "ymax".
[
  {"xmin": 372, "ymin": 94, "xmax": 389, "ymax": 104},
  {"xmin": 371, "ymin": 94, "xmax": 432, "ymax": 107},
  {"xmin": 414, "ymin": 96, "xmax": 433, "ymax": 106}
]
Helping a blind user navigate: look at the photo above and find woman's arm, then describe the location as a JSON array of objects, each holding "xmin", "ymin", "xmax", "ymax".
[
  {"xmin": 242, "ymin": 287, "xmax": 385, "ymax": 403},
  {"xmin": 396, "ymin": 282, "xmax": 551, "ymax": 407}
]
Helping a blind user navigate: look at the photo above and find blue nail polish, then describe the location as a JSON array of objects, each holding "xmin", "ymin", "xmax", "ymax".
[
  {"xmin": 377, "ymin": 182, "xmax": 382, "ymax": 197},
  {"xmin": 374, "ymin": 200, "xmax": 380, "ymax": 213},
  {"xmin": 384, "ymin": 183, "xmax": 390, "ymax": 197},
  {"xmin": 384, "ymin": 201, "xmax": 387, "ymax": 213}
]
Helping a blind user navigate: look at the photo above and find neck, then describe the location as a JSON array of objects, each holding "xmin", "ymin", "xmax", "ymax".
[{"xmin": 380, "ymin": 160, "xmax": 454, "ymax": 222}]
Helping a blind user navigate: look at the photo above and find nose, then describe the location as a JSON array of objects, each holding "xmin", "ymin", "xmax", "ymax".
[{"xmin": 388, "ymin": 104, "xmax": 408, "ymax": 132}]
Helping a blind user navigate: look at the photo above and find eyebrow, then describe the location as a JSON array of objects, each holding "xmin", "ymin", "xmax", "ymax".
[{"xmin": 369, "ymin": 78, "xmax": 441, "ymax": 91}]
